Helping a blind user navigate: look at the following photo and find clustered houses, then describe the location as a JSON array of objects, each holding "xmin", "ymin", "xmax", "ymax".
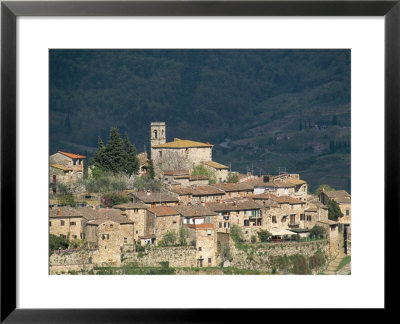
[
  {"xmin": 49, "ymin": 121, "xmax": 351, "ymax": 268},
  {"xmin": 49, "ymin": 151, "xmax": 86, "ymax": 188}
]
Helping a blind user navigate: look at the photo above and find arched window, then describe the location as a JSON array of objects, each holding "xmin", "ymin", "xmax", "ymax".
[{"xmin": 154, "ymin": 130, "xmax": 158, "ymax": 139}]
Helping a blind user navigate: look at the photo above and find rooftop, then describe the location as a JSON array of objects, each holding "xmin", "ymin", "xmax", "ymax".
[
  {"xmin": 172, "ymin": 185, "xmax": 225, "ymax": 196},
  {"xmin": 148, "ymin": 206, "xmax": 179, "ymax": 216},
  {"xmin": 58, "ymin": 151, "xmax": 86, "ymax": 159},
  {"xmin": 323, "ymin": 190, "xmax": 351, "ymax": 199},
  {"xmin": 201, "ymin": 161, "xmax": 229, "ymax": 169},
  {"xmin": 212, "ymin": 182, "xmax": 255, "ymax": 192},
  {"xmin": 152, "ymin": 138, "xmax": 213, "ymax": 149},
  {"xmin": 174, "ymin": 205, "xmax": 218, "ymax": 217},
  {"xmin": 112, "ymin": 202, "xmax": 148, "ymax": 210},
  {"xmin": 132, "ymin": 192, "xmax": 179, "ymax": 203},
  {"xmin": 206, "ymin": 200, "xmax": 263, "ymax": 212},
  {"xmin": 164, "ymin": 169, "xmax": 190, "ymax": 176},
  {"xmin": 251, "ymin": 193, "xmax": 306, "ymax": 205}
]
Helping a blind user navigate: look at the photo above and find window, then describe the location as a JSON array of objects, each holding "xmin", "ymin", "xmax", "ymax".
[
  {"xmin": 104, "ymin": 246, "xmax": 107, "ymax": 250},
  {"xmin": 272, "ymin": 216, "xmax": 277, "ymax": 223},
  {"xmin": 60, "ymin": 220, "xmax": 65, "ymax": 226},
  {"xmin": 257, "ymin": 219, "xmax": 262, "ymax": 226},
  {"xmin": 244, "ymin": 220, "xmax": 249, "ymax": 226},
  {"xmin": 206, "ymin": 216, "xmax": 211, "ymax": 224},
  {"xmin": 124, "ymin": 237, "xmax": 127, "ymax": 243},
  {"xmin": 219, "ymin": 222, "xmax": 222, "ymax": 228},
  {"xmin": 300, "ymin": 214, "xmax": 305, "ymax": 221},
  {"xmin": 134, "ymin": 209, "xmax": 138, "ymax": 213},
  {"xmin": 49, "ymin": 221, "xmax": 51, "ymax": 227},
  {"xmin": 154, "ymin": 130, "xmax": 158, "ymax": 139},
  {"xmin": 102, "ymin": 234, "xmax": 110, "ymax": 240},
  {"xmin": 70, "ymin": 221, "xmax": 76, "ymax": 226},
  {"xmin": 72, "ymin": 235, "xmax": 77, "ymax": 239},
  {"xmin": 224, "ymin": 222, "xmax": 230, "ymax": 228},
  {"xmin": 207, "ymin": 230, "xmax": 212, "ymax": 236},
  {"xmin": 136, "ymin": 230, "xmax": 138, "ymax": 234},
  {"xmin": 198, "ymin": 247, "xmax": 202, "ymax": 251},
  {"xmin": 346, "ymin": 209, "xmax": 349, "ymax": 216},
  {"xmin": 80, "ymin": 233, "xmax": 85, "ymax": 239},
  {"xmin": 73, "ymin": 160, "xmax": 76, "ymax": 165},
  {"xmin": 159, "ymin": 151, "xmax": 162, "ymax": 158},
  {"xmin": 307, "ymin": 215, "xmax": 312, "ymax": 221},
  {"xmin": 282, "ymin": 216, "xmax": 287, "ymax": 222},
  {"xmin": 110, "ymin": 224, "xmax": 113, "ymax": 228},
  {"xmin": 208, "ymin": 258, "xmax": 212, "ymax": 264}
]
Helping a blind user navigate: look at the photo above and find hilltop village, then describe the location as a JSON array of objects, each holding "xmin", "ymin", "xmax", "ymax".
[{"xmin": 49, "ymin": 122, "xmax": 351, "ymax": 275}]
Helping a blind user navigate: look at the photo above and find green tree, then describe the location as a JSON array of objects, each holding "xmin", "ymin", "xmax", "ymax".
[
  {"xmin": 227, "ymin": 172, "xmax": 239, "ymax": 183},
  {"xmin": 192, "ymin": 164, "xmax": 217, "ymax": 184},
  {"xmin": 92, "ymin": 136, "xmax": 107, "ymax": 169},
  {"xmin": 123, "ymin": 133, "xmax": 139, "ymax": 176},
  {"xmin": 49, "ymin": 234, "xmax": 70, "ymax": 254},
  {"xmin": 230, "ymin": 224, "xmax": 244, "ymax": 243},
  {"xmin": 315, "ymin": 184, "xmax": 334, "ymax": 196},
  {"xmin": 179, "ymin": 228, "xmax": 190, "ymax": 246},
  {"xmin": 258, "ymin": 230, "xmax": 272, "ymax": 242},
  {"xmin": 104, "ymin": 128, "xmax": 125, "ymax": 173},
  {"xmin": 163, "ymin": 230, "xmax": 177, "ymax": 246},
  {"xmin": 328, "ymin": 199, "xmax": 343, "ymax": 221},
  {"xmin": 148, "ymin": 159, "xmax": 155, "ymax": 179},
  {"xmin": 309, "ymin": 225, "xmax": 326, "ymax": 238}
]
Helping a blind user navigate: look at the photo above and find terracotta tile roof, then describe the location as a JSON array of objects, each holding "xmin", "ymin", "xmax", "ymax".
[
  {"xmin": 50, "ymin": 163, "xmax": 83, "ymax": 172},
  {"xmin": 251, "ymin": 193, "xmax": 305, "ymax": 205},
  {"xmin": 206, "ymin": 200, "xmax": 263, "ymax": 212},
  {"xmin": 164, "ymin": 169, "xmax": 190, "ymax": 176},
  {"xmin": 334, "ymin": 197, "xmax": 351, "ymax": 204},
  {"xmin": 212, "ymin": 182, "xmax": 254, "ymax": 192},
  {"xmin": 152, "ymin": 138, "xmax": 213, "ymax": 148},
  {"xmin": 174, "ymin": 205, "xmax": 218, "ymax": 217},
  {"xmin": 189, "ymin": 175, "xmax": 209, "ymax": 181},
  {"xmin": 113, "ymin": 202, "xmax": 148, "ymax": 210},
  {"xmin": 252, "ymin": 180, "xmax": 296, "ymax": 188},
  {"xmin": 49, "ymin": 207, "xmax": 83, "ymax": 218},
  {"xmin": 172, "ymin": 185, "xmax": 224, "ymax": 196},
  {"xmin": 133, "ymin": 192, "xmax": 179, "ymax": 203},
  {"xmin": 58, "ymin": 151, "xmax": 86, "ymax": 159},
  {"xmin": 201, "ymin": 161, "xmax": 229, "ymax": 169},
  {"xmin": 50, "ymin": 164, "xmax": 73, "ymax": 172},
  {"xmin": 324, "ymin": 190, "xmax": 351, "ymax": 199},
  {"xmin": 148, "ymin": 206, "xmax": 179, "ymax": 216}
]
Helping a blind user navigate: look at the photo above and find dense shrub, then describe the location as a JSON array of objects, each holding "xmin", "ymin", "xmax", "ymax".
[{"xmin": 258, "ymin": 230, "xmax": 271, "ymax": 242}]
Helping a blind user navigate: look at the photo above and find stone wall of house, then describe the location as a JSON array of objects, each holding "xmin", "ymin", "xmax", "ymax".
[
  {"xmin": 124, "ymin": 209, "xmax": 147, "ymax": 242},
  {"xmin": 50, "ymin": 217, "xmax": 85, "ymax": 239},
  {"xmin": 122, "ymin": 246, "xmax": 197, "ymax": 268}
]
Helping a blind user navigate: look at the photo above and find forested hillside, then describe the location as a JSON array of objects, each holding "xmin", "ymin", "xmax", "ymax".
[{"xmin": 50, "ymin": 49, "xmax": 350, "ymax": 192}]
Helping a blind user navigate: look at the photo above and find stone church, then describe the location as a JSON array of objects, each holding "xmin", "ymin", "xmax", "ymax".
[{"xmin": 150, "ymin": 122, "xmax": 228, "ymax": 182}]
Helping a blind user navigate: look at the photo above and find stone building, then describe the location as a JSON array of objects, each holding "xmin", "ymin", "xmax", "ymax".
[
  {"xmin": 185, "ymin": 223, "xmax": 218, "ymax": 267},
  {"xmin": 172, "ymin": 185, "xmax": 225, "ymax": 204},
  {"xmin": 212, "ymin": 182, "xmax": 255, "ymax": 199},
  {"xmin": 174, "ymin": 205, "xmax": 218, "ymax": 227},
  {"xmin": 49, "ymin": 151, "xmax": 86, "ymax": 186},
  {"xmin": 201, "ymin": 161, "xmax": 229, "ymax": 183},
  {"xmin": 113, "ymin": 202, "xmax": 148, "ymax": 243},
  {"xmin": 85, "ymin": 217, "xmax": 133, "ymax": 266},
  {"xmin": 49, "ymin": 207, "xmax": 89, "ymax": 240},
  {"xmin": 253, "ymin": 174, "xmax": 308, "ymax": 201},
  {"xmin": 317, "ymin": 219, "xmax": 341, "ymax": 256},
  {"xmin": 131, "ymin": 191, "xmax": 180, "ymax": 207},
  {"xmin": 319, "ymin": 189, "xmax": 351, "ymax": 225},
  {"xmin": 206, "ymin": 200, "xmax": 263, "ymax": 241},
  {"xmin": 137, "ymin": 152, "xmax": 149, "ymax": 176},
  {"xmin": 146, "ymin": 206, "xmax": 181, "ymax": 245}
]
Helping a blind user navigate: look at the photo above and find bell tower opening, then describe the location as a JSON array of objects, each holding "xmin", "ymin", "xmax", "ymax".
[{"xmin": 150, "ymin": 122, "xmax": 166, "ymax": 147}]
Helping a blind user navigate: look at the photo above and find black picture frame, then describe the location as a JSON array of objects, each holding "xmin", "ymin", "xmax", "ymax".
[{"xmin": 1, "ymin": 0, "xmax": 397, "ymax": 322}]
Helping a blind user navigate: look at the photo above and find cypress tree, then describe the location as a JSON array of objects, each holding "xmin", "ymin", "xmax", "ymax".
[
  {"xmin": 148, "ymin": 158, "xmax": 155, "ymax": 179},
  {"xmin": 104, "ymin": 127, "xmax": 124, "ymax": 173},
  {"xmin": 123, "ymin": 133, "xmax": 139, "ymax": 176},
  {"xmin": 92, "ymin": 136, "xmax": 106, "ymax": 169}
]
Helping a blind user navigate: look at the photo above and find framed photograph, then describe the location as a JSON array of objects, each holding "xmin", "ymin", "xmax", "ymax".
[{"xmin": 1, "ymin": 0, "xmax": 396, "ymax": 321}]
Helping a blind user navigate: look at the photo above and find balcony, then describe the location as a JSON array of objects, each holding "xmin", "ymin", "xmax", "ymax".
[{"xmin": 288, "ymin": 222, "xmax": 300, "ymax": 228}]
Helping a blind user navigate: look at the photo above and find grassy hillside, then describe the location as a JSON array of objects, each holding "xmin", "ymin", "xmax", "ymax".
[{"xmin": 50, "ymin": 49, "xmax": 351, "ymax": 192}]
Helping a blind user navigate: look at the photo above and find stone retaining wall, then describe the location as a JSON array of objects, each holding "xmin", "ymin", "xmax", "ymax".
[{"xmin": 122, "ymin": 246, "xmax": 197, "ymax": 268}]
